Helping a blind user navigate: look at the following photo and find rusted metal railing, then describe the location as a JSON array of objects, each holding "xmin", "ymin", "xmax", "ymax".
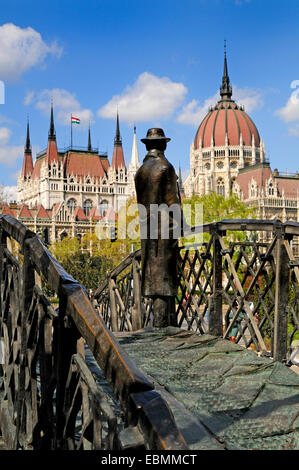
[
  {"xmin": 0, "ymin": 214, "xmax": 188, "ymax": 450},
  {"xmin": 93, "ymin": 219, "xmax": 299, "ymax": 364}
]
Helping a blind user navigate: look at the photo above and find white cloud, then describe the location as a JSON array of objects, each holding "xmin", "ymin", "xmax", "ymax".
[
  {"xmin": 0, "ymin": 127, "xmax": 12, "ymax": 145},
  {"xmin": 25, "ymin": 88, "xmax": 93, "ymax": 127},
  {"xmin": 276, "ymin": 95, "xmax": 299, "ymax": 123},
  {"xmin": 0, "ymin": 145, "xmax": 23, "ymax": 167},
  {"xmin": 0, "ymin": 23, "xmax": 62, "ymax": 81},
  {"xmin": 177, "ymin": 85, "xmax": 263, "ymax": 126},
  {"xmin": 98, "ymin": 72, "xmax": 187, "ymax": 123},
  {"xmin": 176, "ymin": 93, "xmax": 219, "ymax": 126},
  {"xmin": 24, "ymin": 91, "xmax": 35, "ymax": 106},
  {"xmin": 0, "ymin": 185, "xmax": 18, "ymax": 202},
  {"xmin": 233, "ymin": 86, "xmax": 263, "ymax": 113},
  {"xmin": 0, "ymin": 126, "xmax": 37, "ymax": 168}
]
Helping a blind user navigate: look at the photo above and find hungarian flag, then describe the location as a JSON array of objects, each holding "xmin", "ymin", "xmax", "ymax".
[{"xmin": 71, "ymin": 116, "xmax": 80, "ymax": 125}]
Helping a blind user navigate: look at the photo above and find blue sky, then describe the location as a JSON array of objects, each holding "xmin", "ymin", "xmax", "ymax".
[{"xmin": 1, "ymin": 0, "xmax": 299, "ymax": 200}]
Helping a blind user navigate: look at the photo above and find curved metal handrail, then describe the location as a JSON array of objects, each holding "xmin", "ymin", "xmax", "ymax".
[
  {"xmin": 183, "ymin": 218, "xmax": 299, "ymax": 236},
  {"xmin": 0, "ymin": 214, "xmax": 188, "ymax": 450},
  {"xmin": 92, "ymin": 217, "xmax": 299, "ymax": 364},
  {"xmin": 94, "ymin": 249, "xmax": 141, "ymax": 298}
]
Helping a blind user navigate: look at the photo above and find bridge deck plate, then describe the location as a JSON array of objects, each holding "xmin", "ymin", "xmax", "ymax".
[{"xmin": 114, "ymin": 328, "xmax": 299, "ymax": 450}]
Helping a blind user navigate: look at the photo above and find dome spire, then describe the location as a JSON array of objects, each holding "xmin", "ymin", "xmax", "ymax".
[{"xmin": 220, "ymin": 40, "xmax": 233, "ymax": 101}]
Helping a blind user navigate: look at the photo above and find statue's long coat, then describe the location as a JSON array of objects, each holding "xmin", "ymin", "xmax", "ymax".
[{"xmin": 134, "ymin": 148, "xmax": 181, "ymax": 297}]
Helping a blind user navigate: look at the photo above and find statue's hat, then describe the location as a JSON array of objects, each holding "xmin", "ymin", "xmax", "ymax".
[{"xmin": 141, "ymin": 128, "xmax": 171, "ymax": 144}]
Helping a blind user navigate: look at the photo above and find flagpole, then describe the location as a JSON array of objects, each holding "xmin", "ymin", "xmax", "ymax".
[{"xmin": 71, "ymin": 114, "xmax": 73, "ymax": 148}]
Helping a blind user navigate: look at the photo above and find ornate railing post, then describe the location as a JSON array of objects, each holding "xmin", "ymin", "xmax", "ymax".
[
  {"xmin": 209, "ymin": 225, "xmax": 223, "ymax": 336},
  {"xmin": 273, "ymin": 222, "xmax": 290, "ymax": 362},
  {"xmin": 16, "ymin": 235, "xmax": 36, "ymax": 449},
  {"xmin": 132, "ymin": 256, "xmax": 142, "ymax": 331},
  {"xmin": 55, "ymin": 286, "xmax": 80, "ymax": 448},
  {"xmin": 108, "ymin": 277, "xmax": 118, "ymax": 332},
  {"xmin": 0, "ymin": 222, "xmax": 5, "ymax": 317}
]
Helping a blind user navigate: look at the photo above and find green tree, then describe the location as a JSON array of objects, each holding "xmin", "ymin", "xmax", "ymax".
[{"xmin": 181, "ymin": 192, "xmax": 257, "ymax": 244}]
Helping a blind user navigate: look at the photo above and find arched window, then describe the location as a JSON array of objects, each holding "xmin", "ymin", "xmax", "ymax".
[
  {"xmin": 67, "ymin": 198, "xmax": 77, "ymax": 213},
  {"xmin": 60, "ymin": 231, "xmax": 68, "ymax": 241},
  {"xmin": 217, "ymin": 177, "xmax": 225, "ymax": 197},
  {"xmin": 269, "ymin": 182, "xmax": 274, "ymax": 196},
  {"xmin": 230, "ymin": 177, "xmax": 236, "ymax": 192},
  {"xmin": 99, "ymin": 200, "xmax": 108, "ymax": 216},
  {"xmin": 83, "ymin": 199, "xmax": 92, "ymax": 216}
]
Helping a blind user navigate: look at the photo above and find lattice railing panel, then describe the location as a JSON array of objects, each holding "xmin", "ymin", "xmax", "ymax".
[
  {"xmin": 0, "ymin": 246, "xmax": 22, "ymax": 446},
  {"xmin": 93, "ymin": 251, "xmax": 153, "ymax": 332},
  {"xmin": 221, "ymin": 239, "xmax": 277, "ymax": 354},
  {"xmin": 63, "ymin": 354, "xmax": 120, "ymax": 450},
  {"xmin": 0, "ymin": 215, "xmax": 187, "ymax": 451},
  {"xmin": 176, "ymin": 241, "xmax": 213, "ymax": 332}
]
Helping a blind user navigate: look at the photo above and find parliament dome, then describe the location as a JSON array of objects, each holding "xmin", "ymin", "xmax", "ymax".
[{"xmin": 194, "ymin": 54, "xmax": 260, "ymax": 150}]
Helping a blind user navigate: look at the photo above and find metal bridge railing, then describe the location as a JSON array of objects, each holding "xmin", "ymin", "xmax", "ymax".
[
  {"xmin": 93, "ymin": 219, "xmax": 299, "ymax": 364},
  {"xmin": 0, "ymin": 214, "xmax": 188, "ymax": 450}
]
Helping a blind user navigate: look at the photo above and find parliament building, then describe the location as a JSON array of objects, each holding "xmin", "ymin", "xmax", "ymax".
[
  {"xmin": 184, "ymin": 53, "xmax": 299, "ymax": 250},
  {"xmin": 1, "ymin": 107, "xmax": 140, "ymax": 244}
]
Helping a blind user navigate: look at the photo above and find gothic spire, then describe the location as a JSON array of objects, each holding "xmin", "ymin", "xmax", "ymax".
[
  {"xmin": 22, "ymin": 118, "xmax": 33, "ymax": 178},
  {"xmin": 220, "ymin": 41, "xmax": 233, "ymax": 101},
  {"xmin": 112, "ymin": 112, "xmax": 125, "ymax": 170},
  {"xmin": 48, "ymin": 100, "xmax": 56, "ymax": 140},
  {"xmin": 114, "ymin": 110, "xmax": 122, "ymax": 145},
  {"xmin": 25, "ymin": 117, "xmax": 31, "ymax": 154},
  {"xmin": 88, "ymin": 124, "xmax": 92, "ymax": 151},
  {"xmin": 129, "ymin": 124, "xmax": 140, "ymax": 171},
  {"xmin": 178, "ymin": 164, "xmax": 185, "ymax": 196}
]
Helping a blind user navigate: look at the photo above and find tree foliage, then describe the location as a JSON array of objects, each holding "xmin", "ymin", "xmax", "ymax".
[
  {"xmin": 181, "ymin": 192, "xmax": 257, "ymax": 244},
  {"xmin": 48, "ymin": 197, "xmax": 141, "ymax": 292}
]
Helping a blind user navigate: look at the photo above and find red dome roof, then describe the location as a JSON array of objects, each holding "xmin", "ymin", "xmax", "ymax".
[{"xmin": 194, "ymin": 100, "xmax": 260, "ymax": 149}]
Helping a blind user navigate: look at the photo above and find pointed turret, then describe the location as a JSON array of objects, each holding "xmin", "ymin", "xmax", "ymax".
[
  {"xmin": 112, "ymin": 112, "xmax": 125, "ymax": 170},
  {"xmin": 46, "ymin": 102, "xmax": 59, "ymax": 167},
  {"xmin": 48, "ymin": 101, "xmax": 56, "ymax": 140},
  {"xmin": 114, "ymin": 111, "xmax": 122, "ymax": 145},
  {"xmin": 129, "ymin": 126, "xmax": 140, "ymax": 172},
  {"xmin": 25, "ymin": 118, "xmax": 31, "ymax": 153},
  {"xmin": 178, "ymin": 165, "xmax": 185, "ymax": 198},
  {"xmin": 21, "ymin": 118, "xmax": 33, "ymax": 179},
  {"xmin": 88, "ymin": 125, "xmax": 92, "ymax": 151},
  {"xmin": 220, "ymin": 42, "xmax": 233, "ymax": 101}
]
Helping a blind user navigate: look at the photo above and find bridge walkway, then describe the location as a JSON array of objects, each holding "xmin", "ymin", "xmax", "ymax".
[{"xmin": 97, "ymin": 328, "xmax": 299, "ymax": 450}]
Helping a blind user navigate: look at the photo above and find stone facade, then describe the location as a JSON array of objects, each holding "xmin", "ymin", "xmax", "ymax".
[
  {"xmin": 184, "ymin": 53, "xmax": 299, "ymax": 246},
  {"xmin": 12, "ymin": 107, "xmax": 140, "ymax": 243}
]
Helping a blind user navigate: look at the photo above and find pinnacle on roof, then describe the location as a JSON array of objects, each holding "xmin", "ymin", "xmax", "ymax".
[
  {"xmin": 88, "ymin": 125, "xmax": 92, "ymax": 151},
  {"xmin": 129, "ymin": 125, "xmax": 140, "ymax": 171},
  {"xmin": 178, "ymin": 165, "xmax": 184, "ymax": 189},
  {"xmin": 112, "ymin": 112, "xmax": 126, "ymax": 170},
  {"xmin": 220, "ymin": 41, "xmax": 233, "ymax": 101},
  {"xmin": 114, "ymin": 111, "xmax": 122, "ymax": 145},
  {"xmin": 25, "ymin": 117, "xmax": 31, "ymax": 154},
  {"xmin": 21, "ymin": 118, "xmax": 34, "ymax": 178},
  {"xmin": 48, "ymin": 101, "xmax": 56, "ymax": 140}
]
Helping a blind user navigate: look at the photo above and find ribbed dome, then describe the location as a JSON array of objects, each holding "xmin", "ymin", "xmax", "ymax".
[
  {"xmin": 194, "ymin": 100, "xmax": 260, "ymax": 149},
  {"xmin": 194, "ymin": 52, "xmax": 260, "ymax": 150}
]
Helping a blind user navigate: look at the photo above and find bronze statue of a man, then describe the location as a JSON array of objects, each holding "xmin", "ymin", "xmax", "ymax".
[{"xmin": 134, "ymin": 128, "xmax": 182, "ymax": 327}]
